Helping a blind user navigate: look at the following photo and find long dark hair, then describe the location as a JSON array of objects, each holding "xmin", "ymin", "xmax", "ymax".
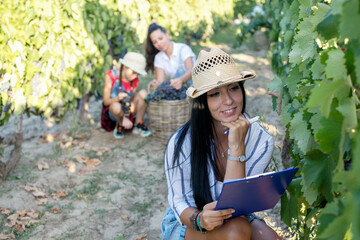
[
  {"xmin": 145, "ymin": 23, "xmax": 167, "ymax": 72},
  {"xmin": 173, "ymin": 82, "xmax": 246, "ymax": 210}
]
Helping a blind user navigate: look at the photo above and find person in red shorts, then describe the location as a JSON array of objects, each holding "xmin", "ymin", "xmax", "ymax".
[{"xmin": 101, "ymin": 52, "xmax": 152, "ymax": 138}]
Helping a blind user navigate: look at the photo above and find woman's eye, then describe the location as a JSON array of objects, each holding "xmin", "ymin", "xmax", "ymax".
[
  {"xmin": 230, "ymin": 85, "xmax": 240, "ymax": 91},
  {"xmin": 208, "ymin": 92, "xmax": 219, "ymax": 97}
]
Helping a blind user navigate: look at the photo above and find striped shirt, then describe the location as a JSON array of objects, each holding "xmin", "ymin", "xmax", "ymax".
[{"xmin": 164, "ymin": 120, "xmax": 274, "ymax": 224}]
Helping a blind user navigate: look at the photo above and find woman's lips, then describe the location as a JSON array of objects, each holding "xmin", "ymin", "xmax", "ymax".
[{"xmin": 221, "ymin": 107, "xmax": 236, "ymax": 115}]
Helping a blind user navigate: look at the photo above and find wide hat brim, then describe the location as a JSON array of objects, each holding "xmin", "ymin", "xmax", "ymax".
[
  {"xmin": 186, "ymin": 71, "xmax": 256, "ymax": 98},
  {"xmin": 120, "ymin": 58, "xmax": 147, "ymax": 75}
]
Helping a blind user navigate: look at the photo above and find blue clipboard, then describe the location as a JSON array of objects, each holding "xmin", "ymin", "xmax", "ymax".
[{"xmin": 215, "ymin": 167, "xmax": 299, "ymax": 218}]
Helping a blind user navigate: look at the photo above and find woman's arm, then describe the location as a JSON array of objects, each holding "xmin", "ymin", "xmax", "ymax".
[
  {"xmin": 222, "ymin": 116, "xmax": 250, "ymax": 181},
  {"xmin": 170, "ymin": 57, "xmax": 194, "ymax": 90}
]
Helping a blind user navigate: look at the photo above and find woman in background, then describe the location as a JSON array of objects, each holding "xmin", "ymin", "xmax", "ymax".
[{"xmin": 145, "ymin": 22, "xmax": 196, "ymax": 90}]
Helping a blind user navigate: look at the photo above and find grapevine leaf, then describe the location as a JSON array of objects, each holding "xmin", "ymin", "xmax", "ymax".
[
  {"xmin": 308, "ymin": 107, "xmax": 323, "ymax": 136},
  {"xmin": 310, "ymin": 56, "xmax": 325, "ymax": 80},
  {"xmin": 301, "ymin": 179, "xmax": 318, "ymax": 205},
  {"xmin": 294, "ymin": 17, "xmax": 317, "ymax": 61},
  {"xmin": 316, "ymin": 105, "xmax": 343, "ymax": 157},
  {"xmin": 316, "ymin": 12, "xmax": 340, "ymax": 40},
  {"xmin": 355, "ymin": 47, "xmax": 360, "ymax": 86},
  {"xmin": 289, "ymin": 110, "xmax": 313, "ymax": 154},
  {"xmin": 303, "ymin": 149, "xmax": 335, "ymax": 201},
  {"xmin": 318, "ymin": 200, "xmax": 350, "ymax": 239},
  {"xmin": 337, "ymin": 97, "xmax": 357, "ymax": 130},
  {"xmin": 286, "ymin": 66, "xmax": 302, "ymax": 98},
  {"xmin": 288, "ymin": 43, "xmax": 302, "ymax": 64},
  {"xmin": 306, "ymin": 80, "xmax": 343, "ymax": 118},
  {"xmin": 281, "ymin": 177, "xmax": 302, "ymax": 226},
  {"xmin": 13, "ymin": 89, "xmax": 26, "ymax": 115},
  {"xmin": 325, "ymin": 49, "xmax": 346, "ymax": 81},
  {"xmin": 280, "ymin": 104, "xmax": 292, "ymax": 126},
  {"xmin": 340, "ymin": 0, "xmax": 360, "ymax": 41}
]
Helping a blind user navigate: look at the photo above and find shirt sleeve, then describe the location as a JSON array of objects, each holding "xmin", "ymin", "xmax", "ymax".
[
  {"xmin": 180, "ymin": 44, "xmax": 196, "ymax": 64},
  {"xmin": 154, "ymin": 52, "xmax": 164, "ymax": 70},
  {"xmin": 164, "ymin": 132, "xmax": 196, "ymax": 224},
  {"xmin": 245, "ymin": 122, "xmax": 274, "ymax": 176}
]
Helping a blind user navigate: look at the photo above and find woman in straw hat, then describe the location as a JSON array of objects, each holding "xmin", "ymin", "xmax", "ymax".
[
  {"xmin": 101, "ymin": 52, "xmax": 152, "ymax": 138},
  {"xmin": 162, "ymin": 47, "xmax": 281, "ymax": 239}
]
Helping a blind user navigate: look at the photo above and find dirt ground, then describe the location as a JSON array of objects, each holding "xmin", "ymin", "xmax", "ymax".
[{"xmin": 0, "ymin": 45, "xmax": 293, "ymax": 239}]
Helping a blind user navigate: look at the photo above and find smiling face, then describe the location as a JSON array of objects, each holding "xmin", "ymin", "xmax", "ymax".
[
  {"xmin": 206, "ymin": 82, "xmax": 244, "ymax": 126},
  {"xmin": 149, "ymin": 29, "xmax": 171, "ymax": 52},
  {"xmin": 122, "ymin": 65, "xmax": 139, "ymax": 82}
]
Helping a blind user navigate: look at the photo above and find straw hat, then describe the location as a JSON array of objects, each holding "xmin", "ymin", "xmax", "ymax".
[
  {"xmin": 120, "ymin": 52, "xmax": 147, "ymax": 75},
  {"xmin": 186, "ymin": 47, "xmax": 256, "ymax": 98}
]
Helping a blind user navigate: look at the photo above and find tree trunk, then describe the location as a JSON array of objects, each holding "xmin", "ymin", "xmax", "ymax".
[
  {"xmin": 0, "ymin": 114, "xmax": 23, "ymax": 180},
  {"xmin": 78, "ymin": 92, "xmax": 94, "ymax": 125}
]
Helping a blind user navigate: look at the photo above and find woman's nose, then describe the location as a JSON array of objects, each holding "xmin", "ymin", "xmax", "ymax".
[{"xmin": 221, "ymin": 91, "xmax": 233, "ymax": 105}]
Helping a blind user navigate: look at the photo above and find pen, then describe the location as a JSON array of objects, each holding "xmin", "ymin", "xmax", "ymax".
[{"xmin": 224, "ymin": 116, "xmax": 259, "ymax": 134}]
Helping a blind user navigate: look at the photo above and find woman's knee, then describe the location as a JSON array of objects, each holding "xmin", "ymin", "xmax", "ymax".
[
  {"xmin": 109, "ymin": 102, "xmax": 122, "ymax": 116},
  {"xmin": 137, "ymin": 89, "xmax": 148, "ymax": 99},
  {"xmin": 224, "ymin": 217, "xmax": 252, "ymax": 240}
]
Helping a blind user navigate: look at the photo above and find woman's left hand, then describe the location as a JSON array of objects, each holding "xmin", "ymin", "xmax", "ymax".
[
  {"xmin": 170, "ymin": 78, "xmax": 183, "ymax": 90},
  {"xmin": 221, "ymin": 116, "xmax": 250, "ymax": 154}
]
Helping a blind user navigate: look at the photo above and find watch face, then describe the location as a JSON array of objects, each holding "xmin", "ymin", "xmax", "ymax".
[{"xmin": 239, "ymin": 155, "xmax": 246, "ymax": 162}]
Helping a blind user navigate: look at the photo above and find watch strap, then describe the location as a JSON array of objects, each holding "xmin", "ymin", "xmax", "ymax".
[{"xmin": 227, "ymin": 154, "xmax": 246, "ymax": 162}]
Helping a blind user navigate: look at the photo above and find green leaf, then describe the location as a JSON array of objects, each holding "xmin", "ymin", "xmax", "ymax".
[
  {"xmin": 317, "ymin": 12, "xmax": 340, "ymax": 40},
  {"xmin": 288, "ymin": 43, "xmax": 302, "ymax": 64},
  {"xmin": 318, "ymin": 200, "xmax": 350, "ymax": 239},
  {"xmin": 337, "ymin": 97, "xmax": 357, "ymax": 130},
  {"xmin": 294, "ymin": 16, "xmax": 317, "ymax": 61},
  {"xmin": 303, "ymin": 149, "xmax": 335, "ymax": 201},
  {"xmin": 340, "ymin": 0, "xmax": 360, "ymax": 41},
  {"xmin": 316, "ymin": 106, "xmax": 343, "ymax": 156},
  {"xmin": 301, "ymin": 179, "xmax": 318, "ymax": 205},
  {"xmin": 286, "ymin": 66, "xmax": 302, "ymax": 98},
  {"xmin": 268, "ymin": 76, "xmax": 283, "ymax": 93},
  {"xmin": 289, "ymin": 110, "xmax": 313, "ymax": 154},
  {"xmin": 280, "ymin": 104, "xmax": 292, "ymax": 126},
  {"xmin": 310, "ymin": 56, "xmax": 325, "ymax": 80},
  {"xmin": 325, "ymin": 49, "xmax": 346, "ymax": 81},
  {"xmin": 306, "ymin": 80, "xmax": 343, "ymax": 118}
]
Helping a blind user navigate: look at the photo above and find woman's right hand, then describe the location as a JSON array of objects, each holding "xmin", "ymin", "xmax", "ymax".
[
  {"xmin": 149, "ymin": 79, "xmax": 159, "ymax": 91},
  {"xmin": 117, "ymin": 92, "xmax": 128, "ymax": 101},
  {"xmin": 199, "ymin": 201, "xmax": 235, "ymax": 231}
]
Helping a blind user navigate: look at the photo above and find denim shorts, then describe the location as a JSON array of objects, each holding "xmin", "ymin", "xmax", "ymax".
[
  {"xmin": 161, "ymin": 208, "xmax": 262, "ymax": 239},
  {"xmin": 161, "ymin": 208, "xmax": 186, "ymax": 240}
]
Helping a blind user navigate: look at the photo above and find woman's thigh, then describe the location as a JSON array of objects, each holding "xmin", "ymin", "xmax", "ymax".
[{"xmin": 185, "ymin": 216, "xmax": 251, "ymax": 240}]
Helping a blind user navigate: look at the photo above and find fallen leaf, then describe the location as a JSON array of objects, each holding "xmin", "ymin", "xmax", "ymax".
[
  {"xmin": 73, "ymin": 156, "xmax": 89, "ymax": 164},
  {"xmin": 0, "ymin": 233, "xmax": 15, "ymax": 240},
  {"xmin": 49, "ymin": 208, "xmax": 62, "ymax": 214},
  {"xmin": 136, "ymin": 233, "xmax": 148, "ymax": 240},
  {"xmin": 24, "ymin": 185, "xmax": 48, "ymax": 205},
  {"xmin": 121, "ymin": 215, "xmax": 130, "ymax": 221},
  {"xmin": 85, "ymin": 158, "xmax": 101, "ymax": 166},
  {"xmin": 68, "ymin": 162, "xmax": 76, "ymax": 173},
  {"xmin": 0, "ymin": 208, "xmax": 11, "ymax": 215},
  {"xmin": 51, "ymin": 190, "xmax": 68, "ymax": 200},
  {"xmin": 38, "ymin": 161, "xmax": 49, "ymax": 170}
]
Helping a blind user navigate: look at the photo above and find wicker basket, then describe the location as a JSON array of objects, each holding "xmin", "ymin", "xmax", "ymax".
[{"xmin": 148, "ymin": 99, "xmax": 191, "ymax": 144}]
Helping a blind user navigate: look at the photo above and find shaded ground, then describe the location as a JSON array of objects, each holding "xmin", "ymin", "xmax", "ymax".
[{"xmin": 0, "ymin": 27, "xmax": 293, "ymax": 239}]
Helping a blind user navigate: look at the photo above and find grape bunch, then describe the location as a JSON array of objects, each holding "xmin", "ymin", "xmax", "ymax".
[
  {"xmin": 121, "ymin": 90, "xmax": 131, "ymax": 116},
  {"xmin": 145, "ymin": 81, "xmax": 187, "ymax": 102}
]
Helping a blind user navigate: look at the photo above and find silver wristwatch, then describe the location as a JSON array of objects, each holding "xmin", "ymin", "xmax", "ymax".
[{"xmin": 227, "ymin": 154, "xmax": 246, "ymax": 162}]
